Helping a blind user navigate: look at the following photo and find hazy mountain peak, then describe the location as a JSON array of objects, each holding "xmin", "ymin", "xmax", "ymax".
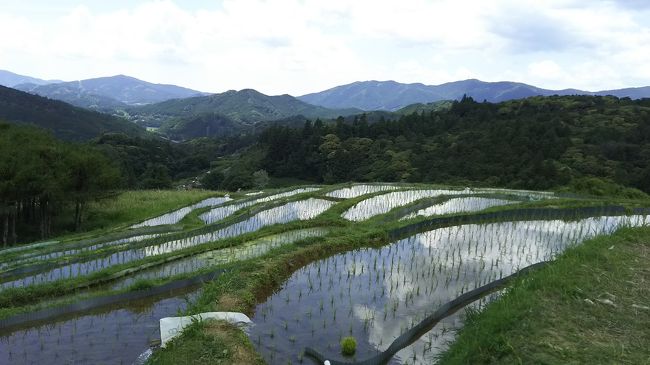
[{"xmin": 14, "ymin": 73, "xmax": 207, "ymax": 108}]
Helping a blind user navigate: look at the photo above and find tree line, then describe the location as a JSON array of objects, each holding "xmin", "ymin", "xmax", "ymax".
[
  {"xmin": 0, "ymin": 123, "xmax": 120, "ymax": 245},
  {"xmin": 248, "ymin": 95, "xmax": 650, "ymax": 194}
]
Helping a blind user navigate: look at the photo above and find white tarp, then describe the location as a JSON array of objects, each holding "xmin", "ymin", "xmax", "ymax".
[{"xmin": 159, "ymin": 312, "xmax": 252, "ymax": 347}]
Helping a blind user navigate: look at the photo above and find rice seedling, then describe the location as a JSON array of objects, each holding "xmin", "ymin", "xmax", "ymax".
[
  {"xmin": 247, "ymin": 213, "xmax": 649, "ymax": 364},
  {"xmin": 326, "ymin": 184, "xmax": 400, "ymax": 199},
  {"xmin": 400, "ymin": 197, "xmax": 519, "ymax": 220},
  {"xmin": 0, "ymin": 199, "xmax": 334, "ymax": 290},
  {"xmin": 0, "ymin": 288, "xmax": 202, "ymax": 365},
  {"xmin": 199, "ymin": 188, "xmax": 320, "ymax": 224}
]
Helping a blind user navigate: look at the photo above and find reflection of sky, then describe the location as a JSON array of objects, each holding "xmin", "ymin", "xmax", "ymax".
[
  {"xmin": 249, "ymin": 214, "xmax": 649, "ymax": 364},
  {"xmin": 327, "ymin": 185, "xmax": 399, "ymax": 199},
  {"xmin": 343, "ymin": 188, "xmax": 554, "ymax": 221},
  {"xmin": 0, "ymin": 289, "xmax": 201, "ymax": 365},
  {"xmin": 402, "ymin": 197, "xmax": 517, "ymax": 220},
  {"xmin": 1, "ymin": 199, "xmax": 333, "ymax": 290},
  {"xmin": 132, "ymin": 197, "xmax": 232, "ymax": 228},
  {"xmin": 200, "ymin": 188, "xmax": 320, "ymax": 224},
  {"xmin": 343, "ymin": 190, "xmax": 466, "ymax": 221},
  {"xmin": 112, "ymin": 228, "xmax": 328, "ymax": 290}
]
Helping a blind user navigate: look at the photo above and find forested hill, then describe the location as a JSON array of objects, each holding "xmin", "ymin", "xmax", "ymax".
[
  {"xmin": 0, "ymin": 85, "xmax": 144, "ymax": 140},
  {"xmin": 230, "ymin": 95, "xmax": 650, "ymax": 194}
]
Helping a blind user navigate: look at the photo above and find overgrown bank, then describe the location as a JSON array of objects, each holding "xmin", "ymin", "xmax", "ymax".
[{"xmin": 438, "ymin": 226, "xmax": 650, "ymax": 364}]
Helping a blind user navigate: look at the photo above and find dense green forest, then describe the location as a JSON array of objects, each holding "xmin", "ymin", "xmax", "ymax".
[
  {"xmin": 0, "ymin": 85, "xmax": 143, "ymax": 140},
  {"xmin": 0, "ymin": 122, "xmax": 253, "ymax": 243},
  {"xmin": 0, "ymin": 123, "xmax": 120, "ymax": 245},
  {"xmin": 214, "ymin": 95, "xmax": 650, "ymax": 194}
]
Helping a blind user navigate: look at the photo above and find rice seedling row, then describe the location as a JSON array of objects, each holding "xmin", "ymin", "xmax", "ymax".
[
  {"xmin": 400, "ymin": 197, "xmax": 520, "ymax": 220},
  {"xmin": 110, "ymin": 227, "xmax": 329, "ymax": 290},
  {"xmin": 0, "ymin": 287, "xmax": 202, "ymax": 365},
  {"xmin": 199, "ymin": 187, "xmax": 320, "ymax": 224},
  {"xmin": 247, "ymin": 214, "xmax": 648, "ymax": 364},
  {"xmin": 0, "ymin": 198, "xmax": 335, "ymax": 290}
]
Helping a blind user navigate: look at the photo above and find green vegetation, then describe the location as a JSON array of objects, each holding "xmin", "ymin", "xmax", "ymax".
[
  {"xmin": 438, "ymin": 226, "xmax": 650, "ymax": 364},
  {"xmin": 80, "ymin": 190, "xmax": 219, "ymax": 231},
  {"xmin": 129, "ymin": 88, "xmax": 359, "ymax": 138},
  {"xmin": 250, "ymin": 95, "xmax": 650, "ymax": 193},
  {"xmin": 0, "ymin": 85, "xmax": 143, "ymax": 141},
  {"xmin": 0, "ymin": 123, "xmax": 120, "ymax": 244},
  {"xmin": 341, "ymin": 336, "xmax": 357, "ymax": 356}
]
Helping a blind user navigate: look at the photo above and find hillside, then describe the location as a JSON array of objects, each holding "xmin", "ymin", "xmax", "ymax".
[
  {"xmin": 299, "ymin": 79, "xmax": 650, "ymax": 111},
  {"xmin": 130, "ymin": 88, "xmax": 361, "ymax": 139},
  {"xmin": 0, "ymin": 85, "xmax": 144, "ymax": 140},
  {"xmin": 234, "ymin": 95, "xmax": 650, "ymax": 194},
  {"xmin": 15, "ymin": 74, "xmax": 206, "ymax": 107},
  {"xmin": 15, "ymin": 82, "xmax": 128, "ymax": 112}
]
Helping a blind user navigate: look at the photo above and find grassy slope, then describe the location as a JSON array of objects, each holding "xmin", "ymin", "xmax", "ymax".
[
  {"xmin": 55, "ymin": 190, "xmax": 220, "ymax": 239},
  {"xmin": 439, "ymin": 226, "xmax": 650, "ymax": 364}
]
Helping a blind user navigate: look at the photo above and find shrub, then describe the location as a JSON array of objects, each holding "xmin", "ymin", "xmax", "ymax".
[{"xmin": 341, "ymin": 336, "xmax": 356, "ymax": 356}]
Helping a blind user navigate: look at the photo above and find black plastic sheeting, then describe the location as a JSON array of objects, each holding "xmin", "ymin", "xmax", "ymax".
[{"xmin": 0, "ymin": 269, "xmax": 225, "ymax": 331}]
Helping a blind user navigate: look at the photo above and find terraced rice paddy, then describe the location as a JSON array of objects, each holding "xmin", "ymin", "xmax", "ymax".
[
  {"xmin": 0, "ymin": 184, "xmax": 645, "ymax": 365},
  {"xmin": 131, "ymin": 197, "xmax": 232, "ymax": 228},
  {"xmin": 401, "ymin": 197, "xmax": 518, "ymax": 220},
  {"xmin": 327, "ymin": 184, "xmax": 399, "ymax": 199},
  {"xmin": 200, "ymin": 187, "xmax": 320, "ymax": 224},
  {"xmin": 249, "ymin": 214, "xmax": 648, "ymax": 364},
  {"xmin": 0, "ymin": 288, "xmax": 202, "ymax": 365},
  {"xmin": 343, "ymin": 189, "xmax": 470, "ymax": 221},
  {"xmin": 111, "ymin": 228, "xmax": 329, "ymax": 290},
  {"xmin": 0, "ymin": 198, "xmax": 334, "ymax": 289}
]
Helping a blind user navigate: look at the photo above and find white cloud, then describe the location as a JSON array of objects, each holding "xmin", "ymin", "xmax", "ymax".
[{"xmin": 0, "ymin": 0, "xmax": 648, "ymax": 94}]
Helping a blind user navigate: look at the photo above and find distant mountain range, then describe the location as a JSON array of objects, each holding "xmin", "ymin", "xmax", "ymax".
[
  {"xmin": 3, "ymin": 68, "xmax": 650, "ymax": 141},
  {"xmin": 14, "ymin": 74, "xmax": 206, "ymax": 109},
  {"xmin": 299, "ymin": 79, "xmax": 650, "ymax": 111},
  {"xmin": 0, "ymin": 85, "xmax": 143, "ymax": 140}
]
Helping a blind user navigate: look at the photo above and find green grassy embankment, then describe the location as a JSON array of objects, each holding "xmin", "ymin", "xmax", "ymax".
[{"xmin": 439, "ymin": 226, "xmax": 650, "ymax": 364}]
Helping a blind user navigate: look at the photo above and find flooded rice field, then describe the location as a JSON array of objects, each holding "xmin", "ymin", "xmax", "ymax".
[
  {"xmin": 200, "ymin": 187, "xmax": 320, "ymax": 224},
  {"xmin": 327, "ymin": 184, "xmax": 400, "ymax": 199},
  {"xmin": 1, "ymin": 199, "xmax": 334, "ymax": 290},
  {"xmin": 111, "ymin": 228, "xmax": 329, "ymax": 290},
  {"xmin": 0, "ymin": 288, "xmax": 202, "ymax": 365},
  {"xmin": 248, "ymin": 214, "xmax": 648, "ymax": 364},
  {"xmin": 401, "ymin": 197, "xmax": 518, "ymax": 220},
  {"xmin": 131, "ymin": 197, "xmax": 232, "ymax": 228}
]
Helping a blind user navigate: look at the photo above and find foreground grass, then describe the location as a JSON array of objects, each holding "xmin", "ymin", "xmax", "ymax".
[{"xmin": 439, "ymin": 226, "xmax": 650, "ymax": 364}]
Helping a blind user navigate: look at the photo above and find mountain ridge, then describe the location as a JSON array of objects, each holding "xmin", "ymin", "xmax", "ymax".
[
  {"xmin": 299, "ymin": 79, "xmax": 650, "ymax": 111},
  {"xmin": 14, "ymin": 74, "xmax": 208, "ymax": 109},
  {"xmin": 130, "ymin": 88, "xmax": 361, "ymax": 140},
  {"xmin": 0, "ymin": 85, "xmax": 144, "ymax": 140}
]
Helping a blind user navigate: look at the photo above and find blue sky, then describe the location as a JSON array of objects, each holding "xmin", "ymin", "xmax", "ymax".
[{"xmin": 1, "ymin": 0, "xmax": 649, "ymax": 95}]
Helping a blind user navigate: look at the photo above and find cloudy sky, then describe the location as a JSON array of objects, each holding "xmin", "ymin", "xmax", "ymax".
[{"xmin": 1, "ymin": 0, "xmax": 649, "ymax": 95}]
